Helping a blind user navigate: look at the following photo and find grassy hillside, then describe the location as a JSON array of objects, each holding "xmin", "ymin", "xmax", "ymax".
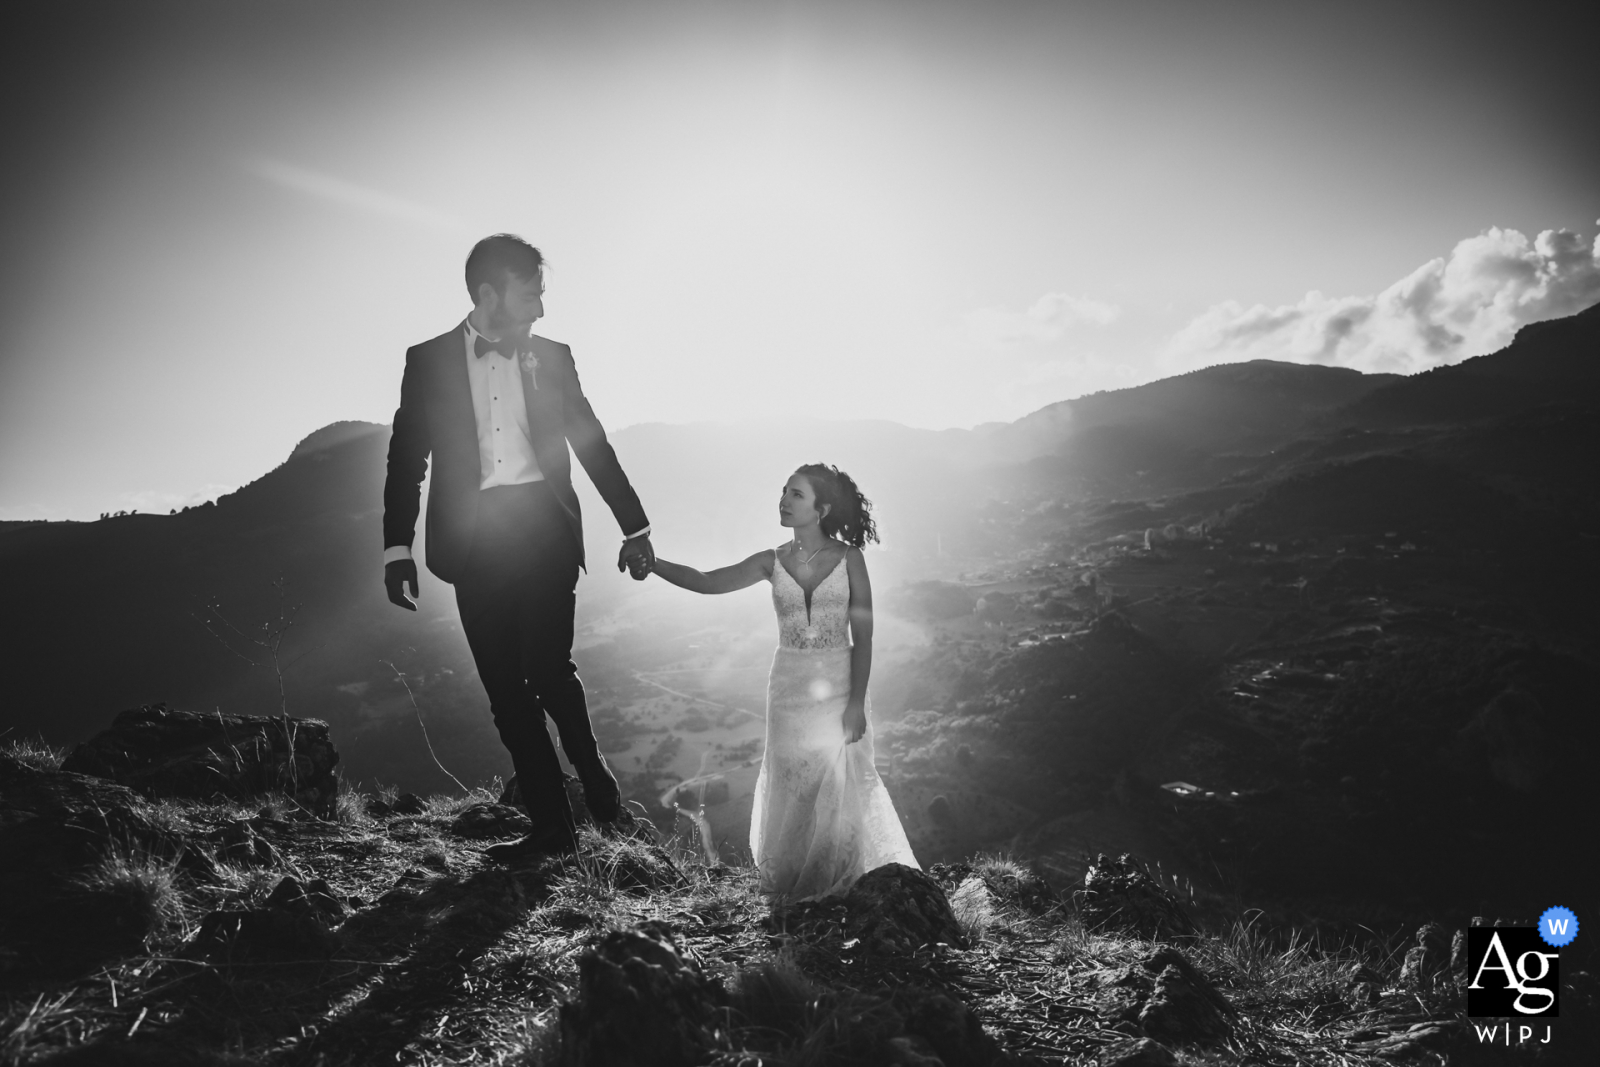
[{"xmin": 8, "ymin": 741, "xmax": 1578, "ymax": 1066}]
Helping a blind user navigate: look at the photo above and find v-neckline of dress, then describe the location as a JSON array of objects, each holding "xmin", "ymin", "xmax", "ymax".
[{"xmin": 776, "ymin": 548, "xmax": 846, "ymax": 624}]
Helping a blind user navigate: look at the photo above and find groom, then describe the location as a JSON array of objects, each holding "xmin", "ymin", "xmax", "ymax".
[{"xmin": 382, "ymin": 233, "xmax": 654, "ymax": 861}]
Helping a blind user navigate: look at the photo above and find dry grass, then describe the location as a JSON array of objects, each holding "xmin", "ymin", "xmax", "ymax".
[
  {"xmin": 1, "ymin": 736, "xmax": 65, "ymax": 772},
  {"xmin": 0, "ymin": 790, "xmax": 1477, "ymax": 1067},
  {"xmin": 71, "ymin": 849, "xmax": 192, "ymax": 945}
]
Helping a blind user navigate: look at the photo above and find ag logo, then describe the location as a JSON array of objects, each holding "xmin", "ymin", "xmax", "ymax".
[{"xmin": 1466, "ymin": 928, "xmax": 1558, "ymax": 1018}]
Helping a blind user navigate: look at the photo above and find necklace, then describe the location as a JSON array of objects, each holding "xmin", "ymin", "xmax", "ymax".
[{"xmin": 791, "ymin": 540, "xmax": 828, "ymax": 575}]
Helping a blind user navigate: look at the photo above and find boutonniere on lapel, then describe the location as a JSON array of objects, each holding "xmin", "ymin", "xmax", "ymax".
[{"xmin": 520, "ymin": 350, "xmax": 540, "ymax": 389}]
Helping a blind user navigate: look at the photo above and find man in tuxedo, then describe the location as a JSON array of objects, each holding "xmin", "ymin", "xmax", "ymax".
[{"xmin": 382, "ymin": 233, "xmax": 654, "ymax": 861}]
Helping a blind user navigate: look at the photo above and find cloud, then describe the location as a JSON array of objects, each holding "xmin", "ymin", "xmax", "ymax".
[
  {"xmin": 246, "ymin": 158, "xmax": 472, "ymax": 234},
  {"xmin": 1166, "ymin": 225, "xmax": 1600, "ymax": 374},
  {"xmin": 966, "ymin": 291, "xmax": 1121, "ymax": 346}
]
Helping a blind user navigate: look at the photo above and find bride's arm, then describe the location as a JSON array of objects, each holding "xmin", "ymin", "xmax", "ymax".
[
  {"xmin": 844, "ymin": 548, "xmax": 873, "ymax": 742},
  {"xmin": 652, "ymin": 550, "xmax": 772, "ymax": 594}
]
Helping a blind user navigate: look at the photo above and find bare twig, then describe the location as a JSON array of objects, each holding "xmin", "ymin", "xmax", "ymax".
[{"xmin": 382, "ymin": 660, "xmax": 469, "ymax": 795}]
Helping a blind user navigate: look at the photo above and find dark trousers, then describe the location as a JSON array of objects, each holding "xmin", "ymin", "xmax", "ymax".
[{"xmin": 454, "ymin": 482, "xmax": 619, "ymax": 835}]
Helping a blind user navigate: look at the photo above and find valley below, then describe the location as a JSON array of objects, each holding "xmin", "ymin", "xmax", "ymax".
[{"xmin": 5, "ymin": 304, "xmax": 1598, "ymax": 936}]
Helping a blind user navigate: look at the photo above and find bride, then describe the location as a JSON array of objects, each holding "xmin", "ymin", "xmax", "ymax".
[{"xmin": 648, "ymin": 463, "xmax": 919, "ymax": 898}]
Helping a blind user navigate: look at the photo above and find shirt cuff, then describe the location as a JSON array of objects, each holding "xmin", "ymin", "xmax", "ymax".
[
  {"xmin": 383, "ymin": 545, "xmax": 414, "ymax": 564},
  {"xmin": 624, "ymin": 525, "xmax": 651, "ymax": 540}
]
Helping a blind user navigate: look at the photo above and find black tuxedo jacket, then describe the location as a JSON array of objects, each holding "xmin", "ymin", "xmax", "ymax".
[{"xmin": 382, "ymin": 322, "xmax": 648, "ymax": 582}]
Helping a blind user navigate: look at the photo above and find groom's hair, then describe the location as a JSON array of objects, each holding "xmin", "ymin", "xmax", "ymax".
[{"xmin": 465, "ymin": 234, "xmax": 544, "ymax": 300}]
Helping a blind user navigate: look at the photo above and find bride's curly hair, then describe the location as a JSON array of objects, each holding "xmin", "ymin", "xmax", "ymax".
[{"xmin": 794, "ymin": 463, "xmax": 879, "ymax": 549}]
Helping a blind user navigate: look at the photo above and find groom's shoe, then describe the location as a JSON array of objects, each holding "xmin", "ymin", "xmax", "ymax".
[
  {"xmin": 482, "ymin": 824, "xmax": 577, "ymax": 864},
  {"xmin": 586, "ymin": 785, "xmax": 622, "ymax": 823},
  {"xmin": 578, "ymin": 760, "xmax": 623, "ymax": 822}
]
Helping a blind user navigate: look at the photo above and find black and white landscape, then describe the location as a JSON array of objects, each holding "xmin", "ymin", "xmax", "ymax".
[
  {"xmin": 3, "ymin": 2, "xmax": 1597, "ymax": 1063},
  {"xmin": 7, "ymin": 303, "xmax": 1595, "ymax": 912}
]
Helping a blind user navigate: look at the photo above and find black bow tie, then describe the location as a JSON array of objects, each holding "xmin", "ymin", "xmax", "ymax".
[{"xmin": 474, "ymin": 333, "xmax": 526, "ymax": 359}]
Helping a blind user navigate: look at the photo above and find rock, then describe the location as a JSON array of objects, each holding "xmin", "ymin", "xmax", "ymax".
[
  {"xmin": 1449, "ymin": 927, "xmax": 1468, "ymax": 984},
  {"xmin": 449, "ymin": 803, "xmax": 534, "ymax": 839},
  {"xmin": 389, "ymin": 792, "xmax": 427, "ymax": 815},
  {"xmin": 1397, "ymin": 922, "xmax": 1453, "ymax": 990},
  {"xmin": 1143, "ymin": 947, "xmax": 1234, "ymax": 1017},
  {"xmin": 376, "ymin": 867, "xmax": 432, "ymax": 905},
  {"xmin": 1138, "ymin": 965, "xmax": 1231, "ymax": 1044},
  {"xmin": 265, "ymin": 874, "xmax": 348, "ymax": 926},
  {"xmin": 212, "ymin": 818, "xmax": 279, "ymax": 867},
  {"xmin": 1342, "ymin": 963, "xmax": 1384, "ymax": 1008},
  {"xmin": 196, "ymin": 875, "xmax": 345, "ymax": 961},
  {"xmin": 839, "ymin": 862, "xmax": 967, "ymax": 954},
  {"xmin": 938, "ymin": 858, "xmax": 1057, "ymax": 913},
  {"xmin": 557, "ymin": 921, "xmax": 722, "ymax": 1067},
  {"xmin": 59, "ymin": 704, "xmax": 340, "ymax": 816},
  {"xmin": 895, "ymin": 989, "xmax": 1013, "ymax": 1066},
  {"xmin": 1099, "ymin": 947, "xmax": 1233, "ymax": 1047},
  {"xmin": 1076, "ymin": 854, "xmax": 1195, "ymax": 940},
  {"xmin": 795, "ymin": 987, "xmax": 1013, "ymax": 1067},
  {"xmin": 0, "ymin": 753, "xmax": 208, "ymax": 976},
  {"xmin": 1100, "ymin": 1037, "xmax": 1178, "ymax": 1066}
]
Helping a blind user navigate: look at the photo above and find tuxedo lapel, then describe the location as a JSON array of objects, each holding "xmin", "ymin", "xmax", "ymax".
[
  {"xmin": 520, "ymin": 336, "xmax": 567, "ymax": 475},
  {"xmin": 440, "ymin": 322, "xmax": 476, "ymax": 431}
]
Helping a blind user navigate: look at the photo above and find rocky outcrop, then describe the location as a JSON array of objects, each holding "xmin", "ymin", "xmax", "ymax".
[
  {"xmin": 557, "ymin": 921, "xmax": 723, "ymax": 1067},
  {"xmin": 1076, "ymin": 854, "xmax": 1195, "ymax": 940},
  {"xmin": 839, "ymin": 862, "xmax": 968, "ymax": 954},
  {"xmin": 873, "ymin": 988, "xmax": 1015, "ymax": 1066},
  {"xmin": 0, "ymin": 753, "xmax": 210, "ymax": 975},
  {"xmin": 196, "ymin": 875, "xmax": 347, "ymax": 961},
  {"xmin": 557, "ymin": 920, "xmax": 1016, "ymax": 1067},
  {"xmin": 60, "ymin": 704, "xmax": 340, "ymax": 816},
  {"xmin": 1097, "ymin": 946, "xmax": 1234, "ymax": 1047}
]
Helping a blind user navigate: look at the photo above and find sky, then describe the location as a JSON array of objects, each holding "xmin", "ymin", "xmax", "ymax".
[{"xmin": 1, "ymin": 0, "xmax": 1596, "ymax": 521}]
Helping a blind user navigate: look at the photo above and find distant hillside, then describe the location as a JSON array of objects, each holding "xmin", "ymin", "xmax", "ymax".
[
  {"xmin": 3, "ymin": 305, "xmax": 1596, "ymax": 799},
  {"xmin": 1338, "ymin": 300, "xmax": 1600, "ymax": 428},
  {"xmin": 988, "ymin": 359, "xmax": 1399, "ymax": 459}
]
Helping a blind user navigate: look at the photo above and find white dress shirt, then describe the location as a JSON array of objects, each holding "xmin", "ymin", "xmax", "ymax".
[
  {"xmin": 463, "ymin": 319, "xmax": 545, "ymax": 490},
  {"xmin": 383, "ymin": 320, "xmax": 648, "ymax": 566}
]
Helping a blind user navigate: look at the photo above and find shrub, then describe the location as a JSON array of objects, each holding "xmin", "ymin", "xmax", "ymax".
[{"xmin": 71, "ymin": 849, "xmax": 190, "ymax": 953}]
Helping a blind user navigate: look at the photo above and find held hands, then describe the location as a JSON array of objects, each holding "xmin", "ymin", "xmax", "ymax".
[
  {"xmin": 842, "ymin": 699, "xmax": 867, "ymax": 744},
  {"xmin": 385, "ymin": 559, "xmax": 419, "ymax": 611},
  {"xmin": 618, "ymin": 534, "xmax": 656, "ymax": 581}
]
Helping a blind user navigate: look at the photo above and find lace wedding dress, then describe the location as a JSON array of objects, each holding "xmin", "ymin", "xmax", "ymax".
[{"xmin": 749, "ymin": 548, "xmax": 919, "ymax": 899}]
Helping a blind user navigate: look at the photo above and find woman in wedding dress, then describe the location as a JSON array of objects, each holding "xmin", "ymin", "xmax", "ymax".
[{"xmin": 649, "ymin": 463, "xmax": 919, "ymax": 898}]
